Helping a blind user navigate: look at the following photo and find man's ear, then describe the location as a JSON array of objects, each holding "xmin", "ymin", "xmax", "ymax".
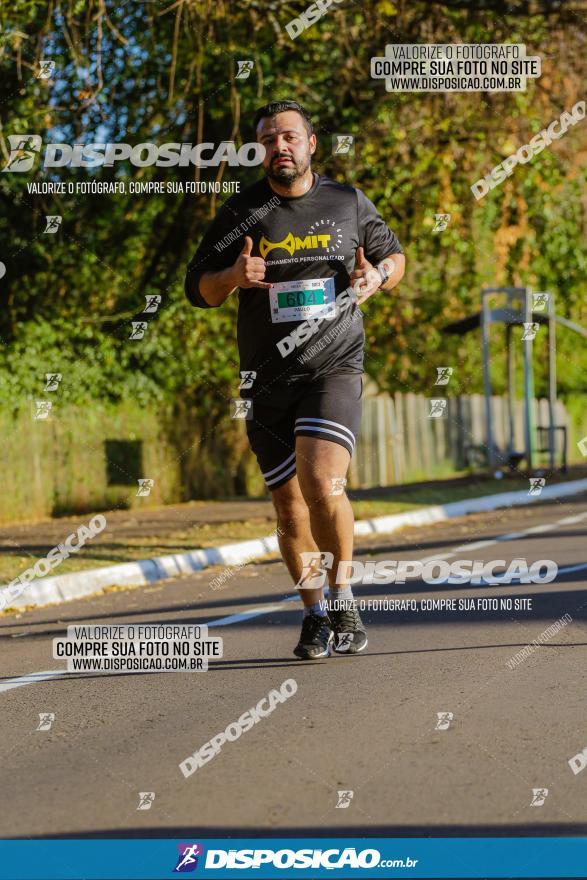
[{"xmin": 309, "ymin": 133, "xmax": 317, "ymax": 155}]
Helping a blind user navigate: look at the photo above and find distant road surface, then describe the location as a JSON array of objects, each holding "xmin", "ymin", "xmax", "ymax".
[{"xmin": 1, "ymin": 493, "xmax": 586, "ymax": 839}]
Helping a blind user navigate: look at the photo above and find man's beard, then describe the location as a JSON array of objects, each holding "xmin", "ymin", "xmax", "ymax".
[{"xmin": 267, "ymin": 154, "xmax": 310, "ymax": 185}]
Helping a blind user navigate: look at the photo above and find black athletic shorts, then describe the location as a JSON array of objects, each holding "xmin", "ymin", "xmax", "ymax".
[{"xmin": 243, "ymin": 373, "xmax": 362, "ymax": 490}]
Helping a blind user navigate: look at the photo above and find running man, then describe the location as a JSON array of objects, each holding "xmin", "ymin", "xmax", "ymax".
[{"xmin": 185, "ymin": 100, "xmax": 405, "ymax": 659}]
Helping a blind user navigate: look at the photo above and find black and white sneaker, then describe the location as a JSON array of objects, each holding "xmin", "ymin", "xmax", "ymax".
[
  {"xmin": 329, "ymin": 600, "xmax": 368, "ymax": 654},
  {"xmin": 293, "ymin": 612, "xmax": 334, "ymax": 660}
]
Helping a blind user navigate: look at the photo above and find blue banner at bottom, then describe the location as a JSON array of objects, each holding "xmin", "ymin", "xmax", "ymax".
[{"xmin": 0, "ymin": 837, "xmax": 586, "ymax": 879}]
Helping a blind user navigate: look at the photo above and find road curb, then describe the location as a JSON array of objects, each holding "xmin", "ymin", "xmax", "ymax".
[{"xmin": 4, "ymin": 477, "xmax": 587, "ymax": 613}]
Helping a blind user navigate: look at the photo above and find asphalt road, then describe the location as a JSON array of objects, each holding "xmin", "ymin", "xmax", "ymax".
[{"xmin": 1, "ymin": 493, "xmax": 587, "ymax": 840}]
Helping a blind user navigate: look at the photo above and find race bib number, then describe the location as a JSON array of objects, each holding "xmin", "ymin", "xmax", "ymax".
[{"xmin": 269, "ymin": 278, "xmax": 336, "ymax": 324}]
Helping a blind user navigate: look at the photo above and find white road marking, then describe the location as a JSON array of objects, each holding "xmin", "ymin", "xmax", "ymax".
[
  {"xmin": 0, "ymin": 601, "xmax": 304, "ymax": 693},
  {"xmin": 556, "ymin": 514, "xmax": 587, "ymax": 526},
  {"xmin": 426, "ymin": 511, "xmax": 587, "ymax": 563},
  {"xmin": 456, "ymin": 540, "xmax": 496, "ymax": 552},
  {"xmin": 420, "ymin": 552, "xmax": 457, "ymax": 563},
  {"xmin": 0, "ymin": 669, "xmax": 69, "ymax": 694},
  {"xmin": 2, "ymin": 510, "xmax": 586, "ymax": 695},
  {"xmin": 206, "ymin": 598, "xmax": 299, "ymax": 627}
]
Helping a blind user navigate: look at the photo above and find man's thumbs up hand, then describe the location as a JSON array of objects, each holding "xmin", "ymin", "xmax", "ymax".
[
  {"xmin": 232, "ymin": 236, "xmax": 272, "ymax": 289},
  {"xmin": 350, "ymin": 246, "xmax": 380, "ymax": 305},
  {"xmin": 355, "ymin": 246, "xmax": 367, "ymax": 270}
]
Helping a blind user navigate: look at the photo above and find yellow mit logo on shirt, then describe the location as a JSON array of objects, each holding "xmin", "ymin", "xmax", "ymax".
[{"xmin": 259, "ymin": 231, "xmax": 331, "ymax": 258}]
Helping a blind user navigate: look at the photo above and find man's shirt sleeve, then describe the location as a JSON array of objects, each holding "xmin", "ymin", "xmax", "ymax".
[
  {"xmin": 356, "ymin": 188, "xmax": 403, "ymax": 265},
  {"xmin": 185, "ymin": 205, "xmax": 242, "ymax": 308}
]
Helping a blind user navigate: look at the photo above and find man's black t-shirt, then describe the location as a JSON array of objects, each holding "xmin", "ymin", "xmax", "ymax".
[{"xmin": 185, "ymin": 173, "xmax": 403, "ymax": 388}]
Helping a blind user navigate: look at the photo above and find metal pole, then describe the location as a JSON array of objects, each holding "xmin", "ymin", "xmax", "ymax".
[
  {"xmin": 481, "ymin": 290, "xmax": 494, "ymax": 469},
  {"xmin": 506, "ymin": 323, "xmax": 515, "ymax": 458},
  {"xmin": 547, "ymin": 290, "xmax": 557, "ymax": 470},
  {"xmin": 522, "ymin": 286, "xmax": 535, "ymax": 471}
]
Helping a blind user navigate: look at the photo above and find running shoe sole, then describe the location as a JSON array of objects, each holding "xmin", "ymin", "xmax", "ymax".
[
  {"xmin": 294, "ymin": 630, "xmax": 334, "ymax": 660},
  {"xmin": 332, "ymin": 634, "xmax": 368, "ymax": 655}
]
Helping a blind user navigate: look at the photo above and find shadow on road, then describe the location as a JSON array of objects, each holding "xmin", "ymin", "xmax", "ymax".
[
  {"xmin": 1, "ymin": 573, "xmax": 587, "ymax": 648},
  {"xmin": 16, "ymin": 821, "xmax": 587, "ymax": 838}
]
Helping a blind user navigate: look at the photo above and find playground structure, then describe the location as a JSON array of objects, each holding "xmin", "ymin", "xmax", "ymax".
[{"xmin": 444, "ymin": 287, "xmax": 587, "ymax": 473}]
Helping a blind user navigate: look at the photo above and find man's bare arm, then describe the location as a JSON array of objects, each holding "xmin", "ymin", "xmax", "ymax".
[
  {"xmin": 198, "ymin": 265, "xmax": 240, "ymax": 307},
  {"xmin": 350, "ymin": 248, "xmax": 406, "ymax": 305},
  {"xmin": 198, "ymin": 235, "xmax": 272, "ymax": 307},
  {"xmin": 377, "ymin": 252, "xmax": 405, "ymax": 290}
]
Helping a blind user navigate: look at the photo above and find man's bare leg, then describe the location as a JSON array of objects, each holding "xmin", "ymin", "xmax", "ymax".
[
  {"xmin": 270, "ymin": 475, "xmax": 323, "ymax": 608},
  {"xmin": 271, "ymin": 473, "xmax": 336, "ymax": 659},
  {"xmin": 295, "ymin": 435, "xmax": 354, "ymax": 593},
  {"xmin": 295, "ymin": 435, "xmax": 367, "ymax": 654}
]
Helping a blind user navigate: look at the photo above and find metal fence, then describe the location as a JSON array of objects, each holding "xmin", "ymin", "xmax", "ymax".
[
  {"xmin": 348, "ymin": 390, "xmax": 571, "ymax": 488},
  {"xmin": 1, "ymin": 392, "xmax": 580, "ymax": 524}
]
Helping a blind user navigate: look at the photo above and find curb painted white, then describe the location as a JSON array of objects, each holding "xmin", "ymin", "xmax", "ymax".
[{"xmin": 3, "ymin": 478, "xmax": 587, "ymax": 613}]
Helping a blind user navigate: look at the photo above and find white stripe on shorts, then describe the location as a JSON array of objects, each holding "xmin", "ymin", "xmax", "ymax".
[
  {"xmin": 265, "ymin": 460, "xmax": 297, "ymax": 488},
  {"xmin": 262, "ymin": 451, "xmax": 296, "ymax": 480},
  {"xmin": 294, "ymin": 417, "xmax": 355, "ymax": 447},
  {"xmin": 294, "ymin": 424, "xmax": 355, "ymax": 450}
]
